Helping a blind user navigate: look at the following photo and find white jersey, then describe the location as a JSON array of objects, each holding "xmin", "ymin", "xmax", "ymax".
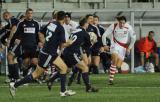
[
  {"xmin": 63, "ymin": 20, "xmax": 79, "ymax": 40},
  {"xmin": 102, "ymin": 23, "xmax": 136, "ymax": 49}
]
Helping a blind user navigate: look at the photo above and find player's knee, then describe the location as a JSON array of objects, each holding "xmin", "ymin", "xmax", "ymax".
[
  {"xmin": 81, "ymin": 66, "xmax": 88, "ymax": 73},
  {"xmin": 60, "ymin": 66, "xmax": 67, "ymax": 74}
]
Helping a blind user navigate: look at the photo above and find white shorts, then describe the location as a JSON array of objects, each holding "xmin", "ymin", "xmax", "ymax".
[{"xmin": 110, "ymin": 42, "xmax": 126, "ymax": 60}]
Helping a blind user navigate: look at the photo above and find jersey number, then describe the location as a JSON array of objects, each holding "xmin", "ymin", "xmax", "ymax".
[
  {"xmin": 46, "ymin": 23, "xmax": 57, "ymax": 42},
  {"xmin": 46, "ymin": 30, "xmax": 52, "ymax": 42},
  {"xmin": 69, "ymin": 34, "xmax": 77, "ymax": 43}
]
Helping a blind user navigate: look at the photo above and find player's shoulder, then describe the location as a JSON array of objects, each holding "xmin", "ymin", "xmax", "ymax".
[
  {"xmin": 124, "ymin": 23, "xmax": 133, "ymax": 30},
  {"xmin": 70, "ymin": 20, "xmax": 78, "ymax": 26},
  {"xmin": 32, "ymin": 19, "xmax": 39, "ymax": 25}
]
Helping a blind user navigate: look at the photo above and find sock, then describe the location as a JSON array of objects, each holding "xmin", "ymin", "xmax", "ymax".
[
  {"xmin": 89, "ymin": 65, "xmax": 93, "ymax": 73},
  {"xmin": 82, "ymin": 72, "xmax": 90, "ymax": 88},
  {"xmin": 8, "ymin": 64, "xmax": 15, "ymax": 80},
  {"xmin": 60, "ymin": 74, "xmax": 66, "ymax": 92},
  {"xmin": 49, "ymin": 71, "xmax": 60, "ymax": 83},
  {"xmin": 69, "ymin": 67, "xmax": 78, "ymax": 81},
  {"xmin": 13, "ymin": 63, "xmax": 20, "ymax": 80},
  {"xmin": 92, "ymin": 65, "xmax": 99, "ymax": 74},
  {"xmin": 14, "ymin": 74, "xmax": 33, "ymax": 88},
  {"xmin": 109, "ymin": 64, "xmax": 116, "ymax": 81},
  {"xmin": 77, "ymin": 69, "xmax": 82, "ymax": 83}
]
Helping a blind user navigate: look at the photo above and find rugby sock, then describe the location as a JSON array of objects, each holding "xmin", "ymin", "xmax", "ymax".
[
  {"xmin": 60, "ymin": 74, "xmax": 66, "ymax": 92},
  {"xmin": 82, "ymin": 72, "xmax": 90, "ymax": 88},
  {"xmin": 48, "ymin": 71, "xmax": 60, "ymax": 83},
  {"xmin": 109, "ymin": 64, "xmax": 116, "ymax": 81},
  {"xmin": 69, "ymin": 67, "xmax": 79, "ymax": 82},
  {"xmin": 13, "ymin": 63, "xmax": 20, "ymax": 80},
  {"xmin": 77, "ymin": 70, "xmax": 82, "ymax": 84},
  {"xmin": 92, "ymin": 65, "xmax": 99, "ymax": 74},
  {"xmin": 14, "ymin": 74, "xmax": 33, "ymax": 88},
  {"xmin": 8, "ymin": 64, "xmax": 15, "ymax": 80}
]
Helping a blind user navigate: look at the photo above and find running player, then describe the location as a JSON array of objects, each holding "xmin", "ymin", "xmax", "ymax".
[{"xmin": 102, "ymin": 16, "xmax": 136, "ymax": 85}]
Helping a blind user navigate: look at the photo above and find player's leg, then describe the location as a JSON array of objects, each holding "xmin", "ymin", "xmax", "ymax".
[
  {"xmin": 76, "ymin": 60, "xmax": 98, "ymax": 92},
  {"xmin": 52, "ymin": 56, "xmax": 76, "ymax": 96},
  {"xmin": 152, "ymin": 52, "xmax": 160, "ymax": 72},
  {"xmin": 116, "ymin": 58, "xmax": 123, "ymax": 73},
  {"xmin": 108, "ymin": 53, "xmax": 118, "ymax": 85},
  {"xmin": 7, "ymin": 44, "xmax": 21, "ymax": 82},
  {"xmin": 91, "ymin": 56, "xmax": 100, "ymax": 74}
]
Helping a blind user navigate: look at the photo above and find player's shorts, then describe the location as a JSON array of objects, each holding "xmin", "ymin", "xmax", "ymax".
[
  {"xmin": 8, "ymin": 43, "xmax": 22, "ymax": 57},
  {"xmin": 21, "ymin": 45, "xmax": 38, "ymax": 59},
  {"xmin": 91, "ymin": 47, "xmax": 101, "ymax": 56},
  {"xmin": 110, "ymin": 42, "xmax": 126, "ymax": 60},
  {"xmin": 38, "ymin": 50, "xmax": 58, "ymax": 69},
  {"xmin": 62, "ymin": 50, "xmax": 82, "ymax": 68}
]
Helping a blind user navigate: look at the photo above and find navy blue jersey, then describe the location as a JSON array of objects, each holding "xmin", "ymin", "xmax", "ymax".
[
  {"xmin": 15, "ymin": 19, "xmax": 39, "ymax": 47},
  {"xmin": 42, "ymin": 21, "xmax": 66, "ymax": 55},
  {"xmin": 39, "ymin": 22, "xmax": 51, "ymax": 37},
  {"xmin": 87, "ymin": 24, "xmax": 98, "ymax": 35},
  {"xmin": 64, "ymin": 27, "xmax": 92, "ymax": 53}
]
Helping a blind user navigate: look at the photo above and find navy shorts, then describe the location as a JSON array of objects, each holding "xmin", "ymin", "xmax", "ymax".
[
  {"xmin": 21, "ymin": 46, "xmax": 38, "ymax": 59},
  {"xmin": 38, "ymin": 50, "xmax": 58, "ymax": 69},
  {"xmin": 62, "ymin": 50, "xmax": 82, "ymax": 68},
  {"xmin": 91, "ymin": 47, "xmax": 101, "ymax": 56}
]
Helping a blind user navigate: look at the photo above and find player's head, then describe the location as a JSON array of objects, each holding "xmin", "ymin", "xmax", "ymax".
[
  {"xmin": 25, "ymin": 8, "xmax": 33, "ymax": 20},
  {"xmin": 148, "ymin": 31, "xmax": 154, "ymax": 41},
  {"xmin": 79, "ymin": 17, "xmax": 88, "ymax": 30},
  {"xmin": 65, "ymin": 12, "xmax": 71, "ymax": 24},
  {"xmin": 56, "ymin": 11, "xmax": 66, "ymax": 24},
  {"xmin": 93, "ymin": 15, "xmax": 99, "ymax": 25},
  {"xmin": 86, "ymin": 14, "xmax": 94, "ymax": 24},
  {"xmin": 116, "ymin": 16, "xmax": 127, "ymax": 29},
  {"xmin": 19, "ymin": 15, "xmax": 25, "ymax": 21},
  {"xmin": 52, "ymin": 10, "xmax": 58, "ymax": 20},
  {"xmin": 3, "ymin": 11, "xmax": 11, "ymax": 21}
]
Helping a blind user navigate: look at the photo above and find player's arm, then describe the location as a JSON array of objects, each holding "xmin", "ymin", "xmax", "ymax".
[
  {"xmin": 102, "ymin": 24, "xmax": 113, "ymax": 51},
  {"xmin": 38, "ymin": 32, "xmax": 45, "ymax": 44},
  {"xmin": 128, "ymin": 26, "xmax": 136, "ymax": 50},
  {"xmin": 8, "ymin": 25, "xmax": 17, "ymax": 40}
]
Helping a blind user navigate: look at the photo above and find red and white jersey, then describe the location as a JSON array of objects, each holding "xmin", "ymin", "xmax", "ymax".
[{"xmin": 102, "ymin": 22, "xmax": 136, "ymax": 49}]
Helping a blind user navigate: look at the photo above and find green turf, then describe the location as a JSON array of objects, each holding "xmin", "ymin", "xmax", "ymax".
[{"xmin": 1, "ymin": 73, "xmax": 160, "ymax": 102}]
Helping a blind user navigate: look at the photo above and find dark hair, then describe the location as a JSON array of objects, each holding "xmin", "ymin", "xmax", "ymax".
[
  {"xmin": 116, "ymin": 16, "xmax": 127, "ymax": 22},
  {"xmin": 93, "ymin": 15, "xmax": 99, "ymax": 20},
  {"xmin": 25, "ymin": 8, "xmax": 33, "ymax": 14},
  {"xmin": 149, "ymin": 31, "xmax": 154, "ymax": 35},
  {"xmin": 65, "ymin": 12, "xmax": 71, "ymax": 19},
  {"xmin": 56, "ymin": 11, "xmax": 66, "ymax": 21},
  {"xmin": 85, "ymin": 14, "xmax": 93, "ymax": 19},
  {"xmin": 79, "ymin": 17, "xmax": 87, "ymax": 26}
]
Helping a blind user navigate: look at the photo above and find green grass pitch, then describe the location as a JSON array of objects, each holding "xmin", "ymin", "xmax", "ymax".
[{"xmin": 1, "ymin": 73, "xmax": 160, "ymax": 102}]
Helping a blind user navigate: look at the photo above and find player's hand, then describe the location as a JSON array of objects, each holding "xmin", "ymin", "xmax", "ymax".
[
  {"xmin": 104, "ymin": 45, "xmax": 110, "ymax": 51},
  {"xmin": 100, "ymin": 47, "xmax": 105, "ymax": 53},
  {"xmin": 14, "ymin": 39, "xmax": 21, "ymax": 45}
]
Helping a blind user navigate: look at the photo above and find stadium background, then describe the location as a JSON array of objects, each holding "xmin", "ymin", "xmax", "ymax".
[{"xmin": 0, "ymin": 1, "xmax": 160, "ymax": 102}]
